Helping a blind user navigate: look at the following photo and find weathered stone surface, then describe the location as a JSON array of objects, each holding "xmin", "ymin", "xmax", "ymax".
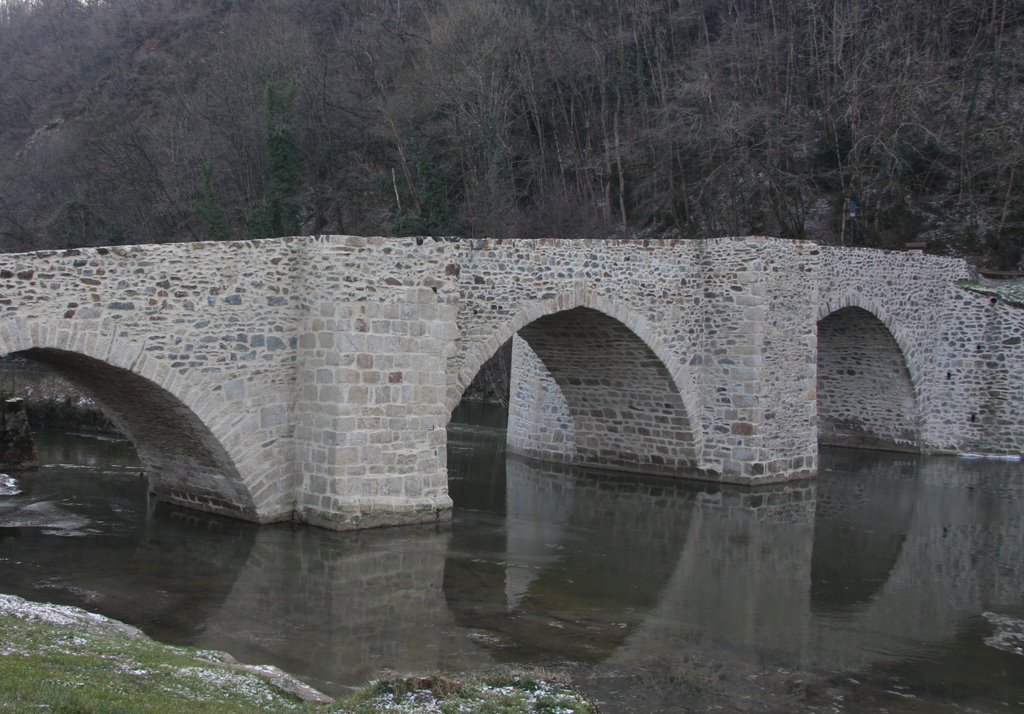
[{"xmin": 0, "ymin": 236, "xmax": 1019, "ymax": 528}]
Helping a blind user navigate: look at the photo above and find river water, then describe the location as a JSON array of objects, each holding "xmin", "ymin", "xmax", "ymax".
[{"xmin": 1, "ymin": 412, "xmax": 1022, "ymax": 712}]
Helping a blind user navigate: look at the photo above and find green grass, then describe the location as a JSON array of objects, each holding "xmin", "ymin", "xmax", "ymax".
[
  {"xmin": 0, "ymin": 610, "xmax": 310, "ymax": 713},
  {"xmin": 0, "ymin": 595, "xmax": 598, "ymax": 713}
]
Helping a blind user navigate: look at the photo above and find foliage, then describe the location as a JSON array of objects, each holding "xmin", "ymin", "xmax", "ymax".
[
  {"xmin": 46, "ymin": 201, "xmax": 126, "ymax": 248},
  {"xmin": 0, "ymin": 0, "xmax": 1022, "ymax": 267},
  {"xmin": 251, "ymin": 78, "xmax": 301, "ymax": 239},
  {"xmin": 197, "ymin": 167, "xmax": 230, "ymax": 241}
]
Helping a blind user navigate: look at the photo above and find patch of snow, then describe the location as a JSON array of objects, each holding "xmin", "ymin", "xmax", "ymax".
[
  {"xmin": 983, "ymin": 612, "xmax": 1024, "ymax": 656},
  {"xmin": 0, "ymin": 505, "xmax": 91, "ymax": 531},
  {"xmin": 32, "ymin": 583, "xmax": 103, "ymax": 604},
  {"xmin": 959, "ymin": 453, "xmax": 1022, "ymax": 462},
  {"xmin": 0, "ymin": 593, "xmax": 142, "ymax": 637},
  {"xmin": 368, "ymin": 679, "xmax": 587, "ymax": 714},
  {"xmin": 370, "ymin": 689, "xmax": 443, "ymax": 713},
  {"xmin": 0, "ymin": 474, "xmax": 20, "ymax": 496},
  {"xmin": 466, "ymin": 631, "xmax": 508, "ymax": 647},
  {"xmin": 176, "ymin": 665, "xmax": 276, "ymax": 700},
  {"xmin": 67, "ymin": 432, "xmax": 129, "ymax": 443}
]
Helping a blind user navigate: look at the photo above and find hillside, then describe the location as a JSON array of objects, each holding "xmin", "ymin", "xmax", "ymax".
[{"xmin": 0, "ymin": 0, "xmax": 1021, "ymax": 269}]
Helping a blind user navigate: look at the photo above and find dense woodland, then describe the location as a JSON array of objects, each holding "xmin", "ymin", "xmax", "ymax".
[{"xmin": 0, "ymin": 0, "xmax": 1022, "ymax": 268}]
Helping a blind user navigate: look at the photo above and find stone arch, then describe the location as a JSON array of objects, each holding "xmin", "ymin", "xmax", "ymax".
[
  {"xmin": 0, "ymin": 319, "xmax": 264, "ymax": 521},
  {"xmin": 452, "ymin": 289, "xmax": 703, "ymax": 471},
  {"xmin": 816, "ymin": 296, "xmax": 922, "ymax": 450},
  {"xmin": 816, "ymin": 291, "xmax": 925, "ymax": 395},
  {"xmin": 452, "ymin": 290, "xmax": 702, "ymax": 428}
]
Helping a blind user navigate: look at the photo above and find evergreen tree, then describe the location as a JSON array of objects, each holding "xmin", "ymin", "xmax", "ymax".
[
  {"xmin": 196, "ymin": 167, "xmax": 229, "ymax": 241},
  {"xmin": 252, "ymin": 79, "xmax": 301, "ymax": 238}
]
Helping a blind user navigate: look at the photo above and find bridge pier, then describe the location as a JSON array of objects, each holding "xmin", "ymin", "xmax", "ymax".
[{"xmin": 292, "ymin": 291, "xmax": 454, "ymax": 530}]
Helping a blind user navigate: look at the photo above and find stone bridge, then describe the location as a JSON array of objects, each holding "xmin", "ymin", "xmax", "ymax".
[{"xmin": 0, "ymin": 236, "xmax": 1021, "ymax": 529}]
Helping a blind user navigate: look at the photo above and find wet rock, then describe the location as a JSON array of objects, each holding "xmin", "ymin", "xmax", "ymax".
[
  {"xmin": 0, "ymin": 398, "xmax": 38, "ymax": 470},
  {"xmin": 197, "ymin": 653, "xmax": 334, "ymax": 704}
]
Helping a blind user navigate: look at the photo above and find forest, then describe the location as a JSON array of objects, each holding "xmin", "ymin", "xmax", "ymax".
[{"xmin": 0, "ymin": 0, "xmax": 1022, "ymax": 268}]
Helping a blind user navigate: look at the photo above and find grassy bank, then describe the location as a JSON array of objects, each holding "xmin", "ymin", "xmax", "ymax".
[{"xmin": 0, "ymin": 594, "xmax": 597, "ymax": 713}]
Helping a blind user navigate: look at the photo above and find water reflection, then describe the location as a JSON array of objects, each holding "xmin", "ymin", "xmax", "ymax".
[
  {"xmin": 812, "ymin": 449, "xmax": 920, "ymax": 612},
  {"xmin": 445, "ymin": 454, "xmax": 702, "ymax": 664},
  {"xmin": 447, "ymin": 423, "xmax": 1023, "ymax": 711},
  {"xmin": 805, "ymin": 448, "xmax": 1024, "ymax": 685},
  {"xmin": 0, "ymin": 425, "xmax": 1021, "ymax": 711},
  {"xmin": 0, "ymin": 431, "xmax": 257, "ymax": 641},
  {"xmin": 191, "ymin": 524, "xmax": 463, "ymax": 691}
]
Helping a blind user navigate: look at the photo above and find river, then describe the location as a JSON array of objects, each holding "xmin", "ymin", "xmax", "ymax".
[{"xmin": 1, "ymin": 408, "xmax": 1022, "ymax": 712}]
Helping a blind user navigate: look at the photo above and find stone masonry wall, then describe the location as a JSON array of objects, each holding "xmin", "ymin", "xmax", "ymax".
[
  {"xmin": 288, "ymin": 237, "xmax": 457, "ymax": 529},
  {"xmin": 493, "ymin": 237, "xmax": 818, "ymax": 484},
  {"xmin": 0, "ymin": 236, "xmax": 1019, "ymax": 529},
  {"xmin": 817, "ymin": 246, "xmax": 1024, "ymax": 456},
  {"xmin": 934, "ymin": 286, "xmax": 1024, "ymax": 455},
  {"xmin": 516, "ymin": 306, "xmax": 700, "ymax": 474},
  {"xmin": 750, "ymin": 239, "xmax": 819, "ymax": 477},
  {"xmin": 0, "ymin": 240, "xmax": 305, "ymax": 521},
  {"xmin": 0, "ymin": 237, "xmax": 462, "ymax": 527},
  {"xmin": 450, "ymin": 239, "xmax": 707, "ymax": 433},
  {"xmin": 506, "ymin": 335, "xmax": 576, "ymax": 462},
  {"xmin": 693, "ymin": 238, "xmax": 818, "ymax": 482}
]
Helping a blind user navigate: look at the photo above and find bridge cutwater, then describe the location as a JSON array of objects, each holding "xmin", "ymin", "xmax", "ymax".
[{"xmin": 1, "ymin": 236, "xmax": 1021, "ymax": 529}]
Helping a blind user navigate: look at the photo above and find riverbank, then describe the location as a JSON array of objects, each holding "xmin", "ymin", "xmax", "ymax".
[
  {"xmin": 0, "ymin": 593, "xmax": 597, "ymax": 713},
  {"xmin": 0, "ymin": 357, "xmax": 116, "ymax": 434}
]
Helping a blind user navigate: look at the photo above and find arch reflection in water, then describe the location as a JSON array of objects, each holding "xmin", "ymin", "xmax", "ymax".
[
  {"xmin": 0, "ymin": 431, "xmax": 256, "ymax": 643},
  {"xmin": 445, "ymin": 428, "xmax": 817, "ymax": 667},
  {"xmin": 2, "ymin": 428, "xmax": 1022, "ymax": 711},
  {"xmin": 812, "ymin": 448, "xmax": 920, "ymax": 612},
  {"xmin": 447, "ymin": 423, "xmax": 1023, "ymax": 711},
  {"xmin": 0, "ymin": 431, "xmax": 470, "ymax": 695},
  {"xmin": 807, "ymin": 448, "xmax": 1024, "ymax": 677}
]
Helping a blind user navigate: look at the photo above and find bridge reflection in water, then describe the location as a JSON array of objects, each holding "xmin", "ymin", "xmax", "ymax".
[{"xmin": 0, "ymin": 426, "xmax": 1021, "ymax": 711}]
